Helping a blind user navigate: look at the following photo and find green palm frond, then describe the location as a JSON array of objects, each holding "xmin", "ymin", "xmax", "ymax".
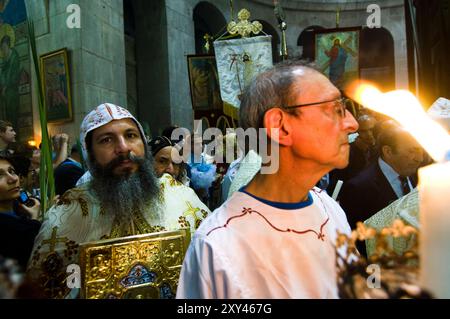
[{"xmin": 27, "ymin": 21, "xmax": 55, "ymax": 217}]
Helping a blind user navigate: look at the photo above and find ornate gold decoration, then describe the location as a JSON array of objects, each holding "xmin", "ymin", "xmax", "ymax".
[
  {"xmin": 159, "ymin": 183, "xmax": 165, "ymax": 202},
  {"xmin": 108, "ymin": 210, "xmax": 165, "ymax": 239},
  {"xmin": 336, "ymin": 7, "xmax": 341, "ymax": 28},
  {"xmin": 182, "ymin": 202, "xmax": 207, "ymax": 230},
  {"xmin": 56, "ymin": 188, "xmax": 91, "ymax": 217},
  {"xmin": 165, "ymin": 174, "xmax": 183, "ymax": 187},
  {"xmin": 178, "ymin": 216, "xmax": 190, "ymax": 229},
  {"xmin": 183, "ymin": 201, "xmax": 200, "ymax": 221},
  {"xmin": 227, "ymin": 9, "xmax": 262, "ymax": 38},
  {"xmin": 78, "ymin": 197, "xmax": 89, "ymax": 216},
  {"xmin": 203, "ymin": 33, "xmax": 212, "ymax": 53},
  {"xmin": 56, "ymin": 192, "xmax": 72, "ymax": 206},
  {"xmin": 79, "ymin": 229, "xmax": 191, "ymax": 299},
  {"xmin": 133, "ymin": 210, "xmax": 165, "ymax": 234}
]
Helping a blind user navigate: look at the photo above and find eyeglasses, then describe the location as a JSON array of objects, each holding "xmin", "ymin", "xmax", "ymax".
[{"xmin": 283, "ymin": 97, "xmax": 347, "ymax": 118}]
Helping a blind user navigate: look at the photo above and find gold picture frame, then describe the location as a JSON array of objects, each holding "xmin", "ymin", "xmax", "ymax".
[
  {"xmin": 187, "ymin": 54, "xmax": 222, "ymax": 111},
  {"xmin": 79, "ymin": 228, "xmax": 191, "ymax": 299},
  {"xmin": 39, "ymin": 48, "xmax": 73, "ymax": 123}
]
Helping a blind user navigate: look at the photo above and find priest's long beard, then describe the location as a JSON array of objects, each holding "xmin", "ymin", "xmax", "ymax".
[{"xmin": 89, "ymin": 150, "xmax": 162, "ymax": 228}]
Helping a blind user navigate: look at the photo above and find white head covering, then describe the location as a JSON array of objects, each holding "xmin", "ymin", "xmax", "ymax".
[
  {"xmin": 79, "ymin": 103, "xmax": 147, "ymax": 162},
  {"xmin": 428, "ymin": 97, "xmax": 450, "ymax": 131}
]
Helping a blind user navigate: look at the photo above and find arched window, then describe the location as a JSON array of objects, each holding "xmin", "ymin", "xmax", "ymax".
[
  {"xmin": 193, "ymin": 2, "xmax": 226, "ymax": 54},
  {"xmin": 297, "ymin": 25, "xmax": 325, "ymax": 61},
  {"xmin": 124, "ymin": 0, "xmax": 136, "ymax": 38},
  {"xmin": 360, "ymin": 27, "xmax": 395, "ymax": 91}
]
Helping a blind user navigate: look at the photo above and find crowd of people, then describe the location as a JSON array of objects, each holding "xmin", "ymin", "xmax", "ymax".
[{"xmin": 0, "ymin": 58, "xmax": 445, "ymax": 299}]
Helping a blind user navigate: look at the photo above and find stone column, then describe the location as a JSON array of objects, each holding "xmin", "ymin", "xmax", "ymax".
[
  {"xmin": 384, "ymin": 16, "xmax": 409, "ymax": 89},
  {"xmin": 25, "ymin": 0, "xmax": 126, "ymax": 141}
]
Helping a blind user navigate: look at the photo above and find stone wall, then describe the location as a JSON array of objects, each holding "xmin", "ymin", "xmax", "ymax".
[
  {"xmin": 240, "ymin": 0, "xmax": 408, "ymax": 88},
  {"xmin": 25, "ymin": 0, "xmax": 409, "ymax": 141},
  {"xmin": 155, "ymin": 0, "xmax": 408, "ymax": 134},
  {"xmin": 25, "ymin": 0, "xmax": 126, "ymax": 143}
]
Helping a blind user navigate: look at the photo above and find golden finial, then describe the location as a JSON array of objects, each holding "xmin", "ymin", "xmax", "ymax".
[
  {"xmin": 203, "ymin": 33, "xmax": 212, "ymax": 53},
  {"xmin": 336, "ymin": 7, "xmax": 340, "ymax": 28},
  {"xmin": 227, "ymin": 9, "xmax": 262, "ymax": 38}
]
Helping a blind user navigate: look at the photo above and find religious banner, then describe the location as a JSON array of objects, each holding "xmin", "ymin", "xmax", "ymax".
[
  {"xmin": 0, "ymin": 0, "xmax": 32, "ymax": 142},
  {"xmin": 213, "ymin": 35, "xmax": 273, "ymax": 120},
  {"xmin": 314, "ymin": 27, "xmax": 361, "ymax": 92}
]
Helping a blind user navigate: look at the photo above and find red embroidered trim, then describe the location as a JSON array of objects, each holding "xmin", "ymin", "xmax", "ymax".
[
  {"xmin": 206, "ymin": 209, "xmax": 249, "ymax": 236},
  {"xmin": 207, "ymin": 207, "xmax": 330, "ymax": 241},
  {"xmin": 105, "ymin": 103, "xmax": 113, "ymax": 117}
]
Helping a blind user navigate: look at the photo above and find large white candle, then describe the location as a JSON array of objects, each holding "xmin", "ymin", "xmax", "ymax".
[
  {"xmin": 353, "ymin": 85, "xmax": 450, "ymax": 298},
  {"xmin": 419, "ymin": 161, "xmax": 450, "ymax": 298}
]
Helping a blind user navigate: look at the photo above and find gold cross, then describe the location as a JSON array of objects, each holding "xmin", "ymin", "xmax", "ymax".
[
  {"xmin": 183, "ymin": 202, "xmax": 201, "ymax": 225},
  {"xmin": 41, "ymin": 227, "xmax": 68, "ymax": 252},
  {"xmin": 203, "ymin": 33, "xmax": 212, "ymax": 54},
  {"xmin": 227, "ymin": 9, "xmax": 262, "ymax": 38}
]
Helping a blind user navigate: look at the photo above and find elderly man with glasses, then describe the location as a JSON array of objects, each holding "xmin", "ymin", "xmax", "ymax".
[{"xmin": 177, "ymin": 60, "xmax": 359, "ymax": 299}]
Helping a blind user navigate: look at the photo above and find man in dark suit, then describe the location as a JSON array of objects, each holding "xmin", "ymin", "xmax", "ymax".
[
  {"xmin": 328, "ymin": 114, "xmax": 377, "ymax": 195},
  {"xmin": 339, "ymin": 124, "xmax": 424, "ymax": 231}
]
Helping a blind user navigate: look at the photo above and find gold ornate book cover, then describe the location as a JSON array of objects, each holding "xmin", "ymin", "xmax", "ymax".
[{"xmin": 79, "ymin": 228, "xmax": 190, "ymax": 299}]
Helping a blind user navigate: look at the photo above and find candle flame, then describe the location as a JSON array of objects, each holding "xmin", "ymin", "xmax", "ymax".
[{"xmin": 353, "ymin": 84, "xmax": 450, "ymax": 162}]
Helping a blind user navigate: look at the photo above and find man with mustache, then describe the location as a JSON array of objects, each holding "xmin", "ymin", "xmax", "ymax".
[
  {"xmin": 27, "ymin": 103, "xmax": 209, "ymax": 298},
  {"xmin": 339, "ymin": 123, "xmax": 424, "ymax": 233}
]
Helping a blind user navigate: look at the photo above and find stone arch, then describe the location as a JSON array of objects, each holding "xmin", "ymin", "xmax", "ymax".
[
  {"xmin": 258, "ymin": 20, "xmax": 280, "ymax": 63},
  {"xmin": 360, "ymin": 27, "xmax": 395, "ymax": 90},
  {"xmin": 193, "ymin": 1, "xmax": 227, "ymax": 54},
  {"xmin": 124, "ymin": 0, "xmax": 136, "ymax": 38},
  {"xmin": 297, "ymin": 25, "xmax": 325, "ymax": 61}
]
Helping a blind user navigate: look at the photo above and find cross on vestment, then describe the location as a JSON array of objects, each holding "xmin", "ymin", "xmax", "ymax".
[
  {"xmin": 41, "ymin": 227, "xmax": 69, "ymax": 252},
  {"xmin": 183, "ymin": 202, "xmax": 201, "ymax": 225}
]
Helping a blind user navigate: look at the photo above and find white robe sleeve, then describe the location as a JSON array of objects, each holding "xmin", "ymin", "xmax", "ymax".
[{"xmin": 176, "ymin": 233, "xmax": 243, "ymax": 299}]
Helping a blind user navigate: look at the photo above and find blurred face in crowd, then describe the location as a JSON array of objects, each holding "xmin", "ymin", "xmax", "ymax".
[
  {"xmin": 357, "ymin": 116, "xmax": 376, "ymax": 148},
  {"xmin": 90, "ymin": 119, "xmax": 145, "ymax": 176},
  {"xmin": 286, "ymin": 70, "xmax": 359, "ymax": 170},
  {"xmin": 153, "ymin": 146, "xmax": 182, "ymax": 179},
  {"xmin": 0, "ymin": 159, "xmax": 20, "ymax": 203},
  {"xmin": 30, "ymin": 149, "xmax": 41, "ymax": 169},
  {"xmin": 0, "ymin": 126, "xmax": 16, "ymax": 144},
  {"xmin": 384, "ymin": 133, "xmax": 424, "ymax": 177}
]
